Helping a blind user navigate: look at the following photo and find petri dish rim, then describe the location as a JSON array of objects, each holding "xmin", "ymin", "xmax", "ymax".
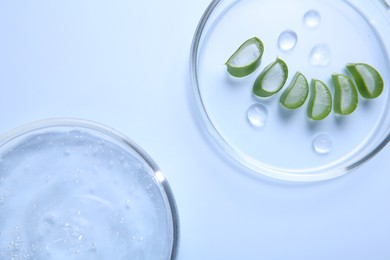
[
  {"xmin": 190, "ymin": 0, "xmax": 390, "ymax": 182},
  {"xmin": 0, "ymin": 118, "xmax": 180, "ymax": 259}
]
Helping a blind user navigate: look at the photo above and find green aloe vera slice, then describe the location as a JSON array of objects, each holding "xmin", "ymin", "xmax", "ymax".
[
  {"xmin": 252, "ymin": 57, "xmax": 288, "ymax": 97},
  {"xmin": 307, "ymin": 79, "xmax": 332, "ymax": 120},
  {"xmin": 332, "ymin": 73, "xmax": 358, "ymax": 115},
  {"xmin": 346, "ymin": 63, "xmax": 384, "ymax": 99},
  {"xmin": 225, "ymin": 37, "xmax": 264, "ymax": 78},
  {"xmin": 280, "ymin": 72, "xmax": 309, "ymax": 109}
]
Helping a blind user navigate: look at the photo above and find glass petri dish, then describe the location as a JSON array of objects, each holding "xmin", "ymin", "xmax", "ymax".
[
  {"xmin": 0, "ymin": 119, "xmax": 179, "ymax": 259},
  {"xmin": 190, "ymin": 0, "xmax": 390, "ymax": 181}
]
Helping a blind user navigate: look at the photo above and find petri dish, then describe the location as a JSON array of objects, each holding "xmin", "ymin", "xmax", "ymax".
[
  {"xmin": 0, "ymin": 119, "xmax": 179, "ymax": 259},
  {"xmin": 190, "ymin": 0, "xmax": 390, "ymax": 181}
]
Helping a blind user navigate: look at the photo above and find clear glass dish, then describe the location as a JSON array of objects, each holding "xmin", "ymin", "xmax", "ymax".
[
  {"xmin": 0, "ymin": 119, "xmax": 179, "ymax": 259},
  {"xmin": 190, "ymin": 0, "xmax": 390, "ymax": 181}
]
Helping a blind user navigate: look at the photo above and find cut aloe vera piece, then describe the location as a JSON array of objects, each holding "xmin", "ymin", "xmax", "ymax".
[
  {"xmin": 225, "ymin": 37, "xmax": 264, "ymax": 78},
  {"xmin": 252, "ymin": 57, "xmax": 288, "ymax": 97},
  {"xmin": 307, "ymin": 79, "xmax": 332, "ymax": 120},
  {"xmin": 346, "ymin": 63, "xmax": 384, "ymax": 99},
  {"xmin": 280, "ymin": 72, "xmax": 309, "ymax": 109},
  {"xmin": 332, "ymin": 73, "xmax": 358, "ymax": 115}
]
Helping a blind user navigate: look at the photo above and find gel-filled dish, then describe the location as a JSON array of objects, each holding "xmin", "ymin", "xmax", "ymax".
[
  {"xmin": 0, "ymin": 119, "xmax": 179, "ymax": 259},
  {"xmin": 190, "ymin": 0, "xmax": 390, "ymax": 181}
]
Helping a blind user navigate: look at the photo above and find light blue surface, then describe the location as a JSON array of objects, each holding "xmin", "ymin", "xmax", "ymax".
[{"xmin": 0, "ymin": 0, "xmax": 389, "ymax": 259}]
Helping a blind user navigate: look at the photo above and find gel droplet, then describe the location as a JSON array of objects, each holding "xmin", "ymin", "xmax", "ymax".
[
  {"xmin": 247, "ymin": 104, "xmax": 268, "ymax": 128},
  {"xmin": 309, "ymin": 44, "xmax": 331, "ymax": 66},
  {"xmin": 303, "ymin": 10, "xmax": 321, "ymax": 28},
  {"xmin": 278, "ymin": 30, "xmax": 297, "ymax": 51},
  {"xmin": 313, "ymin": 133, "xmax": 332, "ymax": 154}
]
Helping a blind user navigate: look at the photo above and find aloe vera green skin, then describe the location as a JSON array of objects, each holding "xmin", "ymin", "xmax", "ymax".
[
  {"xmin": 225, "ymin": 37, "xmax": 264, "ymax": 78},
  {"xmin": 279, "ymin": 72, "xmax": 309, "ymax": 109},
  {"xmin": 307, "ymin": 79, "xmax": 332, "ymax": 120},
  {"xmin": 346, "ymin": 63, "xmax": 384, "ymax": 99},
  {"xmin": 332, "ymin": 73, "xmax": 358, "ymax": 115},
  {"xmin": 252, "ymin": 57, "xmax": 288, "ymax": 97}
]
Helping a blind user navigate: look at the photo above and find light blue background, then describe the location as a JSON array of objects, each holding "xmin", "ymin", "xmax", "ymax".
[{"xmin": 0, "ymin": 1, "xmax": 389, "ymax": 259}]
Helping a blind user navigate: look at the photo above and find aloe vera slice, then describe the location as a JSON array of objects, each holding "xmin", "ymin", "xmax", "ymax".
[
  {"xmin": 252, "ymin": 57, "xmax": 288, "ymax": 97},
  {"xmin": 225, "ymin": 37, "xmax": 264, "ymax": 77},
  {"xmin": 280, "ymin": 72, "xmax": 309, "ymax": 109},
  {"xmin": 346, "ymin": 63, "xmax": 384, "ymax": 99},
  {"xmin": 332, "ymin": 73, "xmax": 358, "ymax": 115},
  {"xmin": 307, "ymin": 79, "xmax": 332, "ymax": 120}
]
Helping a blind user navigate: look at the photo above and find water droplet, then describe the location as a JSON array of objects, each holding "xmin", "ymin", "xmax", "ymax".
[
  {"xmin": 303, "ymin": 10, "xmax": 321, "ymax": 28},
  {"xmin": 247, "ymin": 104, "xmax": 268, "ymax": 128},
  {"xmin": 278, "ymin": 30, "xmax": 297, "ymax": 51},
  {"xmin": 313, "ymin": 133, "xmax": 332, "ymax": 154},
  {"xmin": 309, "ymin": 44, "xmax": 331, "ymax": 66}
]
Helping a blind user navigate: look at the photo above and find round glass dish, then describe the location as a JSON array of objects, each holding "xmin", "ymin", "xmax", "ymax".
[
  {"xmin": 190, "ymin": 0, "xmax": 390, "ymax": 181},
  {"xmin": 0, "ymin": 119, "xmax": 179, "ymax": 259}
]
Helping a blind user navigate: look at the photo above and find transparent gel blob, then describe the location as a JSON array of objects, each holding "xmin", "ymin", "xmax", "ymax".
[
  {"xmin": 247, "ymin": 104, "xmax": 268, "ymax": 128},
  {"xmin": 312, "ymin": 133, "xmax": 332, "ymax": 154},
  {"xmin": 303, "ymin": 10, "xmax": 321, "ymax": 28},
  {"xmin": 309, "ymin": 44, "xmax": 331, "ymax": 66},
  {"xmin": 278, "ymin": 30, "xmax": 298, "ymax": 51}
]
